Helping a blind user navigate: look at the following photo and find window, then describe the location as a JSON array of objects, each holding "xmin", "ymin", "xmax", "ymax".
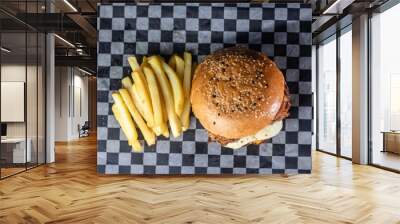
[
  {"xmin": 339, "ymin": 28, "xmax": 352, "ymax": 158},
  {"xmin": 316, "ymin": 25, "xmax": 353, "ymax": 159},
  {"xmin": 370, "ymin": 2, "xmax": 400, "ymax": 171},
  {"xmin": 390, "ymin": 74, "xmax": 400, "ymax": 130},
  {"xmin": 317, "ymin": 36, "xmax": 337, "ymax": 154}
]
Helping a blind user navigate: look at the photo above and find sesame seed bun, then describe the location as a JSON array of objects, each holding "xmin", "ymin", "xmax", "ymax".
[{"xmin": 190, "ymin": 47, "xmax": 290, "ymax": 141}]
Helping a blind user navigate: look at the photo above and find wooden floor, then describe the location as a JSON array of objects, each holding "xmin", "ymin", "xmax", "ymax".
[
  {"xmin": 372, "ymin": 150, "xmax": 400, "ymax": 171},
  {"xmin": 0, "ymin": 167, "xmax": 26, "ymax": 178},
  {"xmin": 1, "ymin": 135, "xmax": 400, "ymax": 224}
]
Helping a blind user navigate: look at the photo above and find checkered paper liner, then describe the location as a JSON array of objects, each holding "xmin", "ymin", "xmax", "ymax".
[{"xmin": 97, "ymin": 3, "xmax": 312, "ymax": 174}]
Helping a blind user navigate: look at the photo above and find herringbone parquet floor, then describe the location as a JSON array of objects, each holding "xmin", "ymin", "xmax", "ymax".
[{"xmin": 1, "ymin": 135, "xmax": 400, "ymax": 224}]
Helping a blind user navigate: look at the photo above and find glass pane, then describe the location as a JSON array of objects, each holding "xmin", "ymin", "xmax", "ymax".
[
  {"xmin": 371, "ymin": 4, "xmax": 400, "ymax": 171},
  {"xmin": 27, "ymin": 31, "xmax": 38, "ymax": 169},
  {"xmin": 1, "ymin": 32, "xmax": 27, "ymax": 177},
  {"xmin": 318, "ymin": 37, "xmax": 337, "ymax": 154},
  {"xmin": 340, "ymin": 29, "xmax": 352, "ymax": 158}
]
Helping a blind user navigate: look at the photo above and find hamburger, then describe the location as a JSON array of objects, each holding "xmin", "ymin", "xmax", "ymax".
[{"xmin": 190, "ymin": 47, "xmax": 290, "ymax": 149}]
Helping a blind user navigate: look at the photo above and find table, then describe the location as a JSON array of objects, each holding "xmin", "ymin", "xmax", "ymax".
[
  {"xmin": 1, "ymin": 138, "xmax": 31, "ymax": 163},
  {"xmin": 381, "ymin": 131, "xmax": 400, "ymax": 154}
]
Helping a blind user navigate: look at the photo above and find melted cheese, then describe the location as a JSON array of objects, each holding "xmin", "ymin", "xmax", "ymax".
[{"xmin": 224, "ymin": 121, "xmax": 283, "ymax": 149}]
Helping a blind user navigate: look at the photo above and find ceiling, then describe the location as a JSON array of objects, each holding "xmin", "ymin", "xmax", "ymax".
[
  {"xmin": 0, "ymin": 0, "xmax": 390, "ymax": 72},
  {"xmin": 1, "ymin": 32, "xmax": 45, "ymax": 64}
]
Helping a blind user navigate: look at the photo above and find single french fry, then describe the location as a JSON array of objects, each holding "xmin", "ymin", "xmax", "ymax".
[
  {"xmin": 131, "ymin": 140, "xmax": 142, "ymax": 152},
  {"xmin": 161, "ymin": 123, "xmax": 169, "ymax": 138},
  {"xmin": 169, "ymin": 54, "xmax": 185, "ymax": 81},
  {"xmin": 176, "ymin": 57, "xmax": 185, "ymax": 82},
  {"xmin": 181, "ymin": 105, "xmax": 191, "ymax": 132},
  {"xmin": 112, "ymin": 93, "xmax": 138, "ymax": 140},
  {"xmin": 132, "ymin": 70, "xmax": 154, "ymax": 127},
  {"xmin": 168, "ymin": 55, "xmax": 176, "ymax": 71},
  {"xmin": 182, "ymin": 52, "xmax": 192, "ymax": 96},
  {"xmin": 119, "ymin": 88, "xmax": 156, "ymax": 146},
  {"xmin": 152, "ymin": 126, "xmax": 162, "ymax": 136},
  {"xmin": 148, "ymin": 56, "xmax": 182, "ymax": 137},
  {"xmin": 142, "ymin": 56, "xmax": 147, "ymax": 66},
  {"xmin": 160, "ymin": 99, "xmax": 170, "ymax": 137},
  {"xmin": 143, "ymin": 66, "xmax": 164, "ymax": 129},
  {"xmin": 181, "ymin": 52, "xmax": 193, "ymax": 131},
  {"xmin": 113, "ymin": 105, "xmax": 142, "ymax": 151},
  {"xmin": 112, "ymin": 104, "xmax": 133, "ymax": 146},
  {"xmin": 112, "ymin": 92, "xmax": 142, "ymax": 151},
  {"xmin": 160, "ymin": 88, "xmax": 168, "ymax": 123},
  {"xmin": 132, "ymin": 84, "xmax": 149, "ymax": 122},
  {"xmin": 159, "ymin": 95, "xmax": 170, "ymax": 137},
  {"xmin": 161, "ymin": 61, "xmax": 184, "ymax": 116},
  {"xmin": 121, "ymin": 76, "xmax": 133, "ymax": 89},
  {"xmin": 122, "ymin": 76, "xmax": 146, "ymax": 119},
  {"xmin": 128, "ymin": 56, "xmax": 140, "ymax": 72}
]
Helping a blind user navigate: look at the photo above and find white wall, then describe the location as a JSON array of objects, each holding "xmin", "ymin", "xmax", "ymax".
[
  {"xmin": 70, "ymin": 72, "xmax": 89, "ymax": 139},
  {"xmin": 1, "ymin": 65, "xmax": 27, "ymax": 140},
  {"xmin": 55, "ymin": 66, "xmax": 69, "ymax": 141},
  {"xmin": 1, "ymin": 64, "xmax": 40, "ymax": 138},
  {"xmin": 74, "ymin": 72, "xmax": 89, "ymax": 126},
  {"xmin": 54, "ymin": 66, "xmax": 89, "ymax": 141}
]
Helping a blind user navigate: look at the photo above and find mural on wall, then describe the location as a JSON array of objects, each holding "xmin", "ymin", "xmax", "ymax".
[{"xmin": 97, "ymin": 3, "xmax": 313, "ymax": 175}]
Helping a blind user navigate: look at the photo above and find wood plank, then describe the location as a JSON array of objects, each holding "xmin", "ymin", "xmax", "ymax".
[{"xmin": 0, "ymin": 135, "xmax": 400, "ymax": 223}]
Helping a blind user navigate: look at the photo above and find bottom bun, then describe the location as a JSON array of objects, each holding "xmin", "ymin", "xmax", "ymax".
[{"xmin": 224, "ymin": 121, "xmax": 283, "ymax": 149}]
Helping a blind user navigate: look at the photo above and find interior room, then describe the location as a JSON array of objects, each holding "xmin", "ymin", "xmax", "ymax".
[
  {"xmin": 0, "ymin": 28, "xmax": 46, "ymax": 178},
  {"xmin": 1, "ymin": 0, "xmax": 400, "ymax": 223}
]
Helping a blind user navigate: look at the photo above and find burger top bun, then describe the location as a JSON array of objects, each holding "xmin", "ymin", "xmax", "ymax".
[{"xmin": 190, "ymin": 47, "xmax": 287, "ymax": 139}]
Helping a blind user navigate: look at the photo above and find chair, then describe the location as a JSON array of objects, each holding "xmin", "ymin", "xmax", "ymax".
[{"xmin": 79, "ymin": 121, "xmax": 90, "ymax": 138}]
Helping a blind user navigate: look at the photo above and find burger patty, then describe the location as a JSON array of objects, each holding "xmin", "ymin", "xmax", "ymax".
[
  {"xmin": 273, "ymin": 84, "xmax": 291, "ymax": 121},
  {"xmin": 208, "ymin": 132, "xmax": 237, "ymax": 145},
  {"xmin": 208, "ymin": 86, "xmax": 291, "ymax": 145}
]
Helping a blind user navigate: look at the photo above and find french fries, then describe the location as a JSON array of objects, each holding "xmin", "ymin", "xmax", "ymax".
[
  {"xmin": 112, "ymin": 92, "xmax": 142, "ymax": 151},
  {"xmin": 181, "ymin": 52, "xmax": 192, "ymax": 131},
  {"xmin": 142, "ymin": 66, "xmax": 164, "ymax": 134},
  {"xmin": 114, "ymin": 53, "xmax": 194, "ymax": 147},
  {"xmin": 148, "ymin": 56, "xmax": 182, "ymax": 137},
  {"xmin": 128, "ymin": 56, "xmax": 155, "ymax": 127},
  {"xmin": 119, "ymin": 88, "xmax": 156, "ymax": 146},
  {"xmin": 168, "ymin": 54, "xmax": 185, "ymax": 81}
]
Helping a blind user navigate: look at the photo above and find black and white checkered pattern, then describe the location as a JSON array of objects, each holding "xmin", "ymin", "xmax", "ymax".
[{"xmin": 97, "ymin": 3, "xmax": 312, "ymax": 175}]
